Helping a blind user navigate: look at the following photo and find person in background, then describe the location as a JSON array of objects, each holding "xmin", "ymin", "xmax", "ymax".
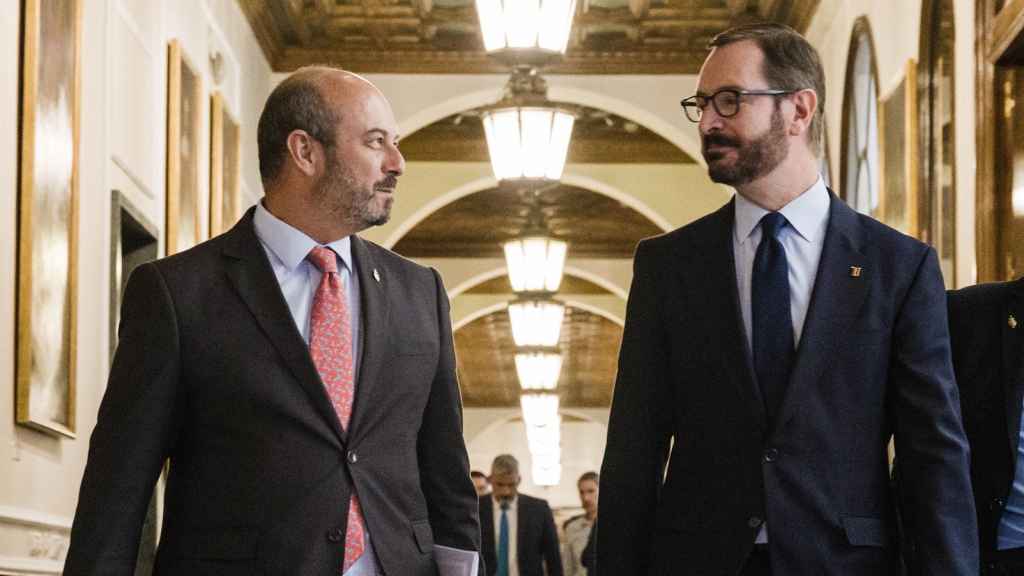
[
  {"xmin": 479, "ymin": 454, "xmax": 562, "ymax": 576},
  {"xmin": 473, "ymin": 470, "xmax": 492, "ymax": 497},
  {"xmin": 563, "ymin": 471, "xmax": 599, "ymax": 575},
  {"xmin": 948, "ymin": 276, "xmax": 1024, "ymax": 575}
]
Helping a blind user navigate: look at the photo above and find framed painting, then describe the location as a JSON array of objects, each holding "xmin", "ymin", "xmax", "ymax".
[
  {"xmin": 209, "ymin": 92, "xmax": 241, "ymax": 237},
  {"xmin": 878, "ymin": 59, "xmax": 919, "ymax": 235},
  {"xmin": 16, "ymin": 0, "xmax": 82, "ymax": 437},
  {"xmin": 166, "ymin": 39, "xmax": 203, "ymax": 255}
]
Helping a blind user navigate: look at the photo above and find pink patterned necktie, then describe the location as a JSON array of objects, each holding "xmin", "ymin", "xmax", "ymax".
[{"xmin": 307, "ymin": 246, "xmax": 365, "ymax": 572}]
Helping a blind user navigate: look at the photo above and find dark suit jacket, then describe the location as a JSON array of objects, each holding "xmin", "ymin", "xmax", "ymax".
[
  {"xmin": 479, "ymin": 494, "xmax": 562, "ymax": 576},
  {"xmin": 948, "ymin": 277, "xmax": 1024, "ymax": 568},
  {"xmin": 598, "ymin": 194, "xmax": 978, "ymax": 575},
  {"xmin": 65, "ymin": 209, "xmax": 481, "ymax": 575}
]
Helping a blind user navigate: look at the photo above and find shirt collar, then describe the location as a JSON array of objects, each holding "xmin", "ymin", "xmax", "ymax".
[
  {"xmin": 493, "ymin": 495, "xmax": 517, "ymax": 510},
  {"xmin": 734, "ymin": 175, "xmax": 829, "ymax": 245},
  {"xmin": 253, "ymin": 200, "xmax": 353, "ymax": 273}
]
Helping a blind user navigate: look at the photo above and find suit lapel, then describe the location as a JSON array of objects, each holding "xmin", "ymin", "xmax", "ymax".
[
  {"xmin": 516, "ymin": 498, "xmax": 527, "ymax": 570},
  {"xmin": 221, "ymin": 209, "xmax": 347, "ymax": 447},
  {"xmin": 679, "ymin": 200, "xmax": 766, "ymax": 434},
  {"xmin": 1004, "ymin": 279, "xmax": 1024, "ymax": 458},
  {"xmin": 773, "ymin": 194, "xmax": 869, "ymax": 434},
  {"xmin": 346, "ymin": 236, "xmax": 391, "ymax": 442}
]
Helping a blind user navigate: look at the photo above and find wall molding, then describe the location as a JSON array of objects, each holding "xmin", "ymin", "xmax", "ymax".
[{"xmin": 0, "ymin": 506, "xmax": 71, "ymax": 575}]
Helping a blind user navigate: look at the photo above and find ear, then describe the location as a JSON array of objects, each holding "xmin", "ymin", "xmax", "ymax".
[
  {"xmin": 788, "ymin": 88, "xmax": 818, "ymax": 138},
  {"xmin": 285, "ymin": 130, "xmax": 323, "ymax": 178}
]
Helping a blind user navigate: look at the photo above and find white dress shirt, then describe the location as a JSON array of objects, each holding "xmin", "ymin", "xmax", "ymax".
[
  {"xmin": 493, "ymin": 496, "xmax": 519, "ymax": 576},
  {"xmin": 253, "ymin": 201, "xmax": 378, "ymax": 575},
  {"xmin": 732, "ymin": 176, "xmax": 831, "ymax": 543}
]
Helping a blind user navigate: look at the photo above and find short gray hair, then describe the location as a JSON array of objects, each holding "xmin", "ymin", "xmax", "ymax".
[{"xmin": 491, "ymin": 454, "xmax": 519, "ymax": 476}]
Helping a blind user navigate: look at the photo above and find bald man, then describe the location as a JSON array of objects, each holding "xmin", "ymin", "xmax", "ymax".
[{"xmin": 66, "ymin": 67, "xmax": 481, "ymax": 575}]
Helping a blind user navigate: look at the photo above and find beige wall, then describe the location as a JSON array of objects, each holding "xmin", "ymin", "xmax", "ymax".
[{"xmin": 0, "ymin": 0, "xmax": 271, "ymax": 571}]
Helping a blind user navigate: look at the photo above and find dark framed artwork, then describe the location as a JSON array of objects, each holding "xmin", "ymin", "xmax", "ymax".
[
  {"xmin": 16, "ymin": 0, "xmax": 82, "ymax": 437},
  {"xmin": 878, "ymin": 59, "xmax": 919, "ymax": 235},
  {"xmin": 166, "ymin": 39, "xmax": 203, "ymax": 255},
  {"xmin": 209, "ymin": 92, "xmax": 240, "ymax": 237}
]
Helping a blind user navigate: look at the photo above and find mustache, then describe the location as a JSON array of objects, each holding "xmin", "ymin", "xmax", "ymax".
[
  {"xmin": 374, "ymin": 175, "xmax": 398, "ymax": 191},
  {"xmin": 702, "ymin": 134, "xmax": 740, "ymax": 150}
]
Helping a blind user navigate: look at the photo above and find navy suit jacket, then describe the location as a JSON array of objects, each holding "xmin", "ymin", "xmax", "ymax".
[
  {"xmin": 479, "ymin": 494, "xmax": 562, "ymax": 576},
  {"xmin": 948, "ymin": 277, "xmax": 1024, "ymax": 566},
  {"xmin": 598, "ymin": 194, "xmax": 978, "ymax": 575},
  {"xmin": 65, "ymin": 209, "xmax": 481, "ymax": 575}
]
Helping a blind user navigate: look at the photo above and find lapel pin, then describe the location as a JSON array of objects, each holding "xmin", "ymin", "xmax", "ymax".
[
  {"xmin": 849, "ymin": 266, "xmax": 863, "ymax": 278},
  {"xmin": 1011, "ymin": 314, "xmax": 1018, "ymax": 329},
  {"xmin": 373, "ymin": 268, "xmax": 381, "ymax": 283}
]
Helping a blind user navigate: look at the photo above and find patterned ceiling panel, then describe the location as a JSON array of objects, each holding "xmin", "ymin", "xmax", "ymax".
[
  {"xmin": 391, "ymin": 184, "xmax": 662, "ymax": 258},
  {"xmin": 399, "ymin": 104, "xmax": 695, "ymax": 164},
  {"xmin": 455, "ymin": 306, "xmax": 621, "ymax": 408},
  {"xmin": 239, "ymin": 0, "xmax": 821, "ymax": 74}
]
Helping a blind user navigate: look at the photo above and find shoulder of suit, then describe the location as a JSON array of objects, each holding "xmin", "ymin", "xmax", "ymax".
[
  {"xmin": 563, "ymin": 513, "xmax": 586, "ymax": 530},
  {"xmin": 948, "ymin": 279, "xmax": 1017, "ymax": 310},
  {"xmin": 356, "ymin": 236, "xmax": 429, "ymax": 272},
  {"xmin": 517, "ymin": 493, "xmax": 549, "ymax": 508}
]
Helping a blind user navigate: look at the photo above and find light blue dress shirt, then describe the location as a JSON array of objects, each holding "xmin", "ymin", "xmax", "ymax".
[
  {"xmin": 997, "ymin": 405, "xmax": 1024, "ymax": 549},
  {"xmin": 732, "ymin": 176, "xmax": 831, "ymax": 543},
  {"xmin": 253, "ymin": 202, "xmax": 378, "ymax": 575}
]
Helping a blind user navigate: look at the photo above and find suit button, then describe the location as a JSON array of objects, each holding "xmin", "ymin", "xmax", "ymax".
[
  {"xmin": 327, "ymin": 527, "xmax": 344, "ymax": 543},
  {"xmin": 748, "ymin": 516, "xmax": 763, "ymax": 528},
  {"xmin": 763, "ymin": 448, "xmax": 779, "ymax": 463},
  {"xmin": 348, "ymin": 450, "xmax": 358, "ymax": 464}
]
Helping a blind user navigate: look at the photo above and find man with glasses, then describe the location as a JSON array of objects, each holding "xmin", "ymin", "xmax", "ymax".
[{"xmin": 598, "ymin": 22, "xmax": 977, "ymax": 575}]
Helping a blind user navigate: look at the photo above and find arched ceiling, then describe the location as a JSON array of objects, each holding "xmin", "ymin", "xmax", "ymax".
[
  {"xmin": 464, "ymin": 274, "xmax": 609, "ymax": 295},
  {"xmin": 399, "ymin": 105, "xmax": 696, "ymax": 164},
  {"xmin": 455, "ymin": 306, "xmax": 621, "ymax": 408},
  {"xmin": 391, "ymin": 184, "xmax": 662, "ymax": 258},
  {"xmin": 239, "ymin": 0, "xmax": 820, "ymax": 74}
]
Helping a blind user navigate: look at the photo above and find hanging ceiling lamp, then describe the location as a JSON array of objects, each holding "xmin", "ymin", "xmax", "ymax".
[
  {"xmin": 481, "ymin": 68, "xmax": 576, "ymax": 183},
  {"xmin": 514, "ymin": 349, "xmax": 562, "ymax": 391},
  {"xmin": 475, "ymin": 0, "xmax": 577, "ymax": 62}
]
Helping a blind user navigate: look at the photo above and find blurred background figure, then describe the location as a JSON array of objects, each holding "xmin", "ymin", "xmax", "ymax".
[
  {"xmin": 473, "ymin": 470, "xmax": 492, "ymax": 497},
  {"xmin": 479, "ymin": 454, "xmax": 563, "ymax": 576},
  {"xmin": 562, "ymin": 472, "xmax": 599, "ymax": 575}
]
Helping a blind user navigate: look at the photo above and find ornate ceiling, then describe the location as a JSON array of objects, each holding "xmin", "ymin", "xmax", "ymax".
[
  {"xmin": 239, "ymin": 0, "xmax": 820, "ymax": 74},
  {"xmin": 455, "ymin": 305, "xmax": 621, "ymax": 408},
  {"xmin": 391, "ymin": 184, "xmax": 663, "ymax": 259}
]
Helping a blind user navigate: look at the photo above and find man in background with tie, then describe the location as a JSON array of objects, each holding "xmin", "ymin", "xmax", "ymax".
[
  {"xmin": 597, "ymin": 22, "xmax": 977, "ymax": 575},
  {"xmin": 479, "ymin": 454, "xmax": 562, "ymax": 576},
  {"xmin": 65, "ymin": 66, "xmax": 481, "ymax": 575}
]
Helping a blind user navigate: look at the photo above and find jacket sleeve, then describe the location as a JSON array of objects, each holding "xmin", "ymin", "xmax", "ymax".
[
  {"xmin": 416, "ymin": 268, "xmax": 483, "ymax": 561},
  {"xmin": 891, "ymin": 247, "xmax": 979, "ymax": 573},
  {"xmin": 597, "ymin": 240, "xmax": 674, "ymax": 575},
  {"xmin": 541, "ymin": 501, "xmax": 564, "ymax": 576},
  {"xmin": 65, "ymin": 262, "xmax": 185, "ymax": 575}
]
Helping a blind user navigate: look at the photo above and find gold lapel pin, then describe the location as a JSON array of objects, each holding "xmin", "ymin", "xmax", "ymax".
[
  {"xmin": 373, "ymin": 269, "xmax": 381, "ymax": 283},
  {"xmin": 849, "ymin": 266, "xmax": 863, "ymax": 278},
  {"xmin": 1011, "ymin": 314, "xmax": 1018, "ymax": 329}
]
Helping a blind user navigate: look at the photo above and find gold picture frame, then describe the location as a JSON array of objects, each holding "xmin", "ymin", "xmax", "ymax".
[
  {"xmin": 209, "ymin": 92, "xmax": 241, "ymax": 237},
  {"xmin": 878, "ymin": 59, "xmax": 920, "ymax": 235},
  {"xmin": 16, "ymin": 0, "xmax": 82, "ymax": 437},
  {"xmin": 166, "ymin": 39, "xmax": 203, "ymax": 255}
]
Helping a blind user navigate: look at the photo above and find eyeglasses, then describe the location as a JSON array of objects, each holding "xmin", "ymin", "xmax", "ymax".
[{"xmin": 680, "ymin": 88, "xmax": 798, "ymax": 123}]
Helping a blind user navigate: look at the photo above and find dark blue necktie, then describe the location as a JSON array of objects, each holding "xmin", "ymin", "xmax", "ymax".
[
  {"xmin": 497, "ymin": 502, "xmax": 510, "ymax": 576},
  {"xmin": 752, "ymin": 212, "xmax": 794, "ymax": 424}
]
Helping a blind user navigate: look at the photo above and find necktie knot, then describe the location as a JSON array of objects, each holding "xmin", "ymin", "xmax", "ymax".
[
  {"xmin": 760, "ymin": 212, "xmax": 787, "ymax": 239},
  {"xmin": 500, "ymin": 501, "xmax": 510, "ymax": 511},
  {"xmin": 307, "ymin": 246, "xmax": 338, "ymax": 275}
]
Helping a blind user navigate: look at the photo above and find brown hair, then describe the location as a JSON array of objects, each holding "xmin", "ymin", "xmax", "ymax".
[
  {"xmin": 710, "ymin": 22, "xmax": 825, "ymax": 154},
  {"xmin": 257, "ymin": 66, "xmax": 341, "ymax": 185}
]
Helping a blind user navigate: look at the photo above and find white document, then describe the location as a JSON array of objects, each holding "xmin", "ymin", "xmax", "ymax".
[{"xmin": 434, "ymin": 544, "xmax": 479, "ymax": 576}]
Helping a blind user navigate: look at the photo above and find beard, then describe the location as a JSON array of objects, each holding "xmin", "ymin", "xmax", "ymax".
[
  {"xmin": 314, "ymin": 155, "xmax": 396, "ymax": 231},
  {"xmin": 702, "ymin": 105, "xmax": 789, "ymax": 187}
]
